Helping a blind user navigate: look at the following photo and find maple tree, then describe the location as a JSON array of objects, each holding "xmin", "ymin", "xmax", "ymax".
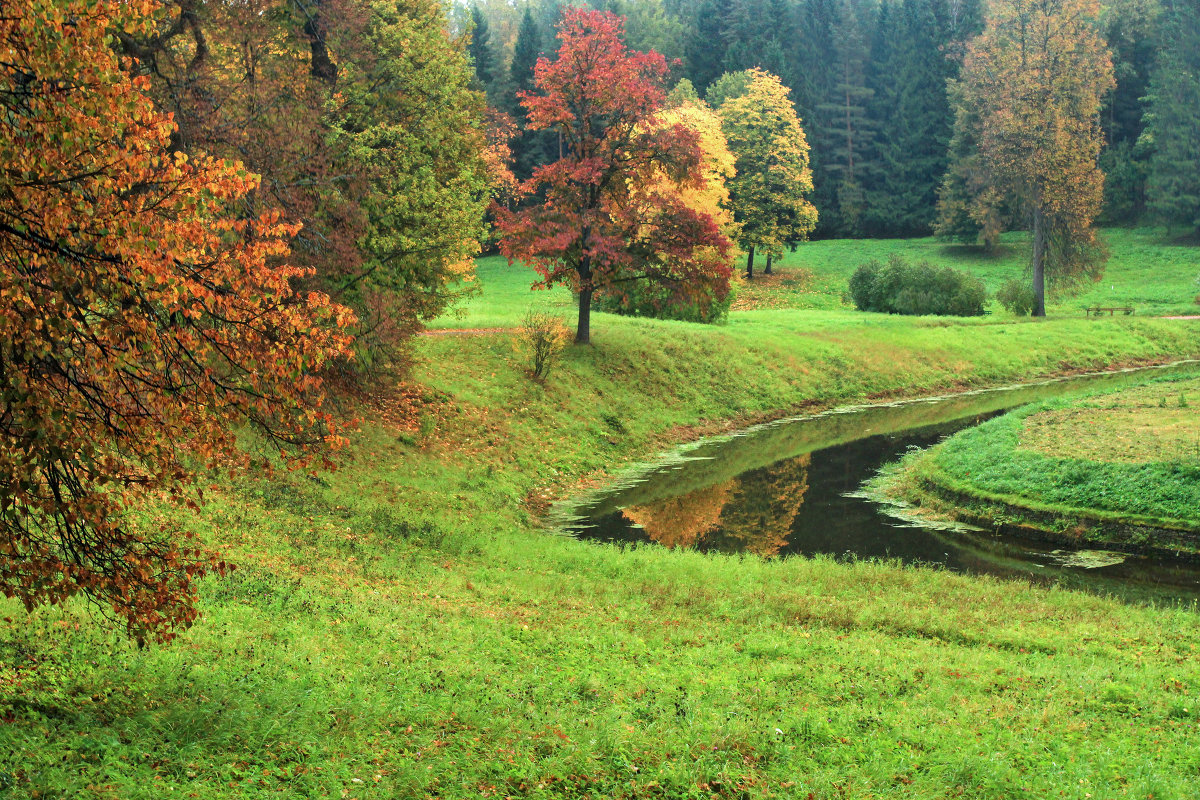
[
  {"xmin": 955, "ymin": 0, "xmax": 1114, "ymax": 316},
  {"xmin": 598, "ymin": 93, "xmax": 739, "ymax": 322},
  {"xmin": 494, "ymin": 8, "xmax": 731, "ymax": 344},
  {"xmin": 715, "ymin": 69, "xmax": 818, "ymax": 279},
  {"xmin": 0, "ymin": 0, "xmax": 353, "ymax": 642}
]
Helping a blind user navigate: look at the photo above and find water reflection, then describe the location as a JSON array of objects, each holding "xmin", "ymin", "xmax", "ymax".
[
  {"xmin": 623, "ymin": 454, "xmax": 811, "ymax": 557},
  {"xmin": 564, "ymin": 362, "xmax": 1200, "ymax": 607}
]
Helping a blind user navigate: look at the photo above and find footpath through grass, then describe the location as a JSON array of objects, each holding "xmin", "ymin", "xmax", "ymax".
[
  {"xmin": 880, "ymin": 374, "xmax": 1200, "ymax": 556},
  {"xmin": 4, "ymin": 251, "xmax": 1200, "ymax": 799}
]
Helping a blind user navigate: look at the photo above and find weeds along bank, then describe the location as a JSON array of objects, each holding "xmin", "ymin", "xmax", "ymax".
[
  {"xmin": 4, "ymin": 311, "xmax": 1200, "ymax": 799},
  {"xmin": 878, "ymin": 373, "xmax": 1200, "ymax": 557}
]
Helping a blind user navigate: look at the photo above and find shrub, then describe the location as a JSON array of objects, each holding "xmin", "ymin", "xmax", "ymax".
[
  {"xmin": 996, "ymin": 277, "xmax": 1036, "ymax": 316},
  {"xmin": 518, "ymin": 308, "xmax": 571, "ymax": 381},
  {"xmin": 595, "ymin": 276, "xmax": 734, "ymax": 324},
  {"xmin": 848, "ymin": 254, "xmax": 986, "ymax": 316}
]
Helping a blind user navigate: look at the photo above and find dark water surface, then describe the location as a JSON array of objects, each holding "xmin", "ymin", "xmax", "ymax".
[{"xmin": 560, "ymin": 362, "xmax": 1200, "ymax": 607}]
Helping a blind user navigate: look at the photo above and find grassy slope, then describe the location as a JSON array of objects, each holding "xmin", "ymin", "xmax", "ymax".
[
  {"xmin": 4, "ymin": 240, "xmax": 1200, "ymax": 799},
  {"xmin": 884, "ymin": 376, "xmax": 1200, "ymax": 546}
]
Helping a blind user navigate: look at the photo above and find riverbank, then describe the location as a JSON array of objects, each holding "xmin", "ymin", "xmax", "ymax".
[
  {"xmin": 876, "ymin": 374, "xmax": 1200, "ymax": 559},
  {"xmin": 4, "ymin": 264, "xmax": 1200, "ymax": 798}
]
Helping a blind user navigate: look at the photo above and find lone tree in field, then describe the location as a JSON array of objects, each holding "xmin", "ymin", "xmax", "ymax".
[
  {"xmin": 495, "ymin": 9, "xmax": 730, "ymax": 344},
  {"xmin": 714, "ymin": 69, "xmax": 818, "ymax": 278},
  {"xmin": 957, "ymin": 0, "xmax": 1114, "ymax": 316},
  {"xmin": 0, "ymin": 0, "xmax": 353, "ymax": 643}
]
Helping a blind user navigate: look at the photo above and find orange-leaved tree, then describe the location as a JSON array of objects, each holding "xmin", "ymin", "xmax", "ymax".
[
  {"xmin": 494, "ymin": 8, "xmax": 731, "ymax": 344},
  {"xmin": 958, "ymin": 0, "xmax": 1114, "ymax": 316},
  {"xmin": 0, "ymin": 0, "xmax": 354, "ymax": 643}
]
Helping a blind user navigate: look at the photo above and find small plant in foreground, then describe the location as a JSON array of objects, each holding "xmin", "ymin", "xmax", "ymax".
[{"xmin": 518, "ymin": 309, "xmax": 571, "ymax": 381}]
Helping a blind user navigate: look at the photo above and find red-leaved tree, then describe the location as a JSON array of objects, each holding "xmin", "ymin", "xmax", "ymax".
[
  {"xmin": 494, "ymin": 9, "xmax": 731, "ymax": 344},
  {"xmin": 0, "ymin": 0, "xmax": 354, "ymax": 643}
]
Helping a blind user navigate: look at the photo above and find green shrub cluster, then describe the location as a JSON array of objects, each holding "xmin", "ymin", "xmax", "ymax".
[
  {"xmin": 596, "ymin": 278, "xmax": 733, "ymax": 324},
  {"xmin": 848, "ymin": 254, "xmax": 986, "ymax": 316},
  {"xmin": 996, "ymin": 277, "xmax": 1036, "ymax": 316}
]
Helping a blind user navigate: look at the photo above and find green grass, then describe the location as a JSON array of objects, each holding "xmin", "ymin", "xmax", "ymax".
[
  {"xmin": 883, "ymin": 375, "xmax": 1200, "ymax": 549},
  {"xmin": 435, "ymin": 227, "xmax": 1200, "ymax": 328},
  {"xmin": 4, "ymin": 244, "xmax": 1200, "ymax": 799}
]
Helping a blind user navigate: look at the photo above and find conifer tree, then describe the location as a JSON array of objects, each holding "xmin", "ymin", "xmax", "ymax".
[
  {"xmin": 468, "ymin": 5, "xmax": 498, "ymax": 96},
  {"xmin": 1146, "ymin": 0, "xmax": 1200, "ymax": 234},
  {"xmin": 815, "ymin": 0, "xmax": 876, "ymax": 235}
]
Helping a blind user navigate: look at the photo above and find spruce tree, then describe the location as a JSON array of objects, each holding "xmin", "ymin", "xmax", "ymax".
[
  {"xmin": 863, "ymin": 0, "xmax": 958, "ymax": 236},
  {"xmin": 1099, "ymin": 0, "xmax": 1161, "ymax": 223},
  {"xmin": 816, "ymin": 0, "xmax": 876, "ymax": 236},
  {"xmin": 509, "ymin": 5, "xmax": 554, "ymax": 180},
  {"xmin": 683, "ymin": 0, "xmax": 732, "ymax": 92},
  {"xmin": 468, "ymin": 5, "xmax": 497, "ymax": 97},
  {"xmin": 1146, "ymin": 0, "xmax": 1200, "ymax": 233}
]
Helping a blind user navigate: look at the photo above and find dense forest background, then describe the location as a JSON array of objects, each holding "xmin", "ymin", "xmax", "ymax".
[{"xmin": 458, "ymin": 0, "xmax": 1192, "ymax": 240}]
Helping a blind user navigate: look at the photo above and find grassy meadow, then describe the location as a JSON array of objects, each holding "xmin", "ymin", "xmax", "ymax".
[
  {"xmin": 4, "ymin": 230, "xmax": 1200, "ymax": 799},
  {"xmin": 434, "ymin": 227, "xmax": 1200, "ymax": 328},
  {"xmin": 880, "ymin": 374, "xmax": 1200, "ymax": 554}
]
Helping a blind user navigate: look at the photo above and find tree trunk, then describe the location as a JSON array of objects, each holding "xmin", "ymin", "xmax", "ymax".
[
  {"xmin": 1031, "ymin": 206, "xmax": 1047, "ymax": 317},
  {"xmin": 576, "ymin": 285, "xmax": 592, "ymax": 344},
  {"xmin": 764, "ymin": 254, "xmax": 773, "ymax": 275},
  {"xmin": 746, "ymin": 246, "xmax": 755, "ymax": 279}
]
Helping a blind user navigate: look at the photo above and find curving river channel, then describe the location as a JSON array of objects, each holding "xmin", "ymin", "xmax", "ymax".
[{"xmin": 558, "ymin": 361, "xmax": 1200, "ymax": 607}]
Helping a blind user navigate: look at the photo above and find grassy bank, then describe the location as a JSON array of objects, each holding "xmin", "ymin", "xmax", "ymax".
[
  {"xmin": 878, "ymin": 375, "xmax": 1200, "ymax": 556},
  {"xmin": 4, "ymin": 259, "xmax": 1200, "ymax": 798}
]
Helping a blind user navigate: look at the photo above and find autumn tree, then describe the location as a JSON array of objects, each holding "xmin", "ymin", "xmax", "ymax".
[
  {"xmin": 495, "ymin": 9, "xmax": 731, "ymax": 344},
  {"xmin": 715, "ymin": 69, "xmax": 818, "ymax": 278},
  {"xmin": 125, "ymin": 0, "xmax": 490, "ymax": 362},
  {"xmin": 598, "ymin": 92, "xmax": 740, "ymax": 322},
  {"xmin": 955, "ymin": 0, "xmax": 1114, "ymax": 316},
  {"xmin": 0, "ymin": 0, "xmax": 353, "ymax": 642}
]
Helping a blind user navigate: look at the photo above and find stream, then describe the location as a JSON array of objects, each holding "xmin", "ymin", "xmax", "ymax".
[{"xmin": 558, "ymin": 361, "xmax": 1200, "ymax": 607}]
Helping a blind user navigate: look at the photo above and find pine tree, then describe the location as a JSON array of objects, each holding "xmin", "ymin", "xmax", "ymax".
[
  {"xmin": 1146, "ymin": 0, "xmax": 1200, "ymax": 234},
  {"xmin": 468, "ymin": 4, "xmax": 498, "ymax": 96},
  {"xmin": 863, "ymin": 0, "xmax": 958, "ymax": 236},
  {"xmin": 816, "ymin": 0, "xmax": 876, "ymax": 235},
  {"xmin": 1099, "ymin": 0, "xmax": 1162, "ymax": 223}
]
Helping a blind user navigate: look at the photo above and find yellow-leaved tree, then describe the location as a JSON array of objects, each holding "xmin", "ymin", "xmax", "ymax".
[
  {"xmin": 957, "ymin": 0, "xmax": 1115, "ymax": 316},
  {"xmin": 715, "ymin": 69, "xmax": 818, "ymax": 278},
  {"xmin": 599, "ymin": 87, "xmax": 741, "ymax": 322}
]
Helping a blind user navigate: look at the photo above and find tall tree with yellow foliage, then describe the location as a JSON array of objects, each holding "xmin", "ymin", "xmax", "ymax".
[
  {"xmin": 957, "ymin": 0, "xmax": 1114, "ymax": 316},
  {"xmin": 715, "ymin": 69, "xmax": 818, "ymax": 278}
]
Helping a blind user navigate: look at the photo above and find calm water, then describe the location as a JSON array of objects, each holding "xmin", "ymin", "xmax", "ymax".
[{"xmin": 560, "ymin": 362, "xmax": 1200, "ymax": 606}]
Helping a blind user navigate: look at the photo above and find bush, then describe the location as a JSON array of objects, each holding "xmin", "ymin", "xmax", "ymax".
[
  {"xmin": 595, "ymin": 277, "xmax": 734, "ymax": 324},
  {"xmin": 848, "ymin": 254, "xmax": 986, "ymax": 316},
  {"xmin": 518, "ymin": 308, "xmax": 571, "ymax": 381},
  {"xmin": 996, "ymin": 277, "xmax": 1036, "ymax": 316}
]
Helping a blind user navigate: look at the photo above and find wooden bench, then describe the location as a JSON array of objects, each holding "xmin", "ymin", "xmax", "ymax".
[{"xmin": 1085, "ymin": 306, "xmax": 1134, "ymax": 317}]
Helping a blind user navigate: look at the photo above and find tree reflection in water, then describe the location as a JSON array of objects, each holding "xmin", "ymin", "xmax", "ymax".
[{"xmin": 621, "ymin": 453, "xmax": 811, "ymax": 557}]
